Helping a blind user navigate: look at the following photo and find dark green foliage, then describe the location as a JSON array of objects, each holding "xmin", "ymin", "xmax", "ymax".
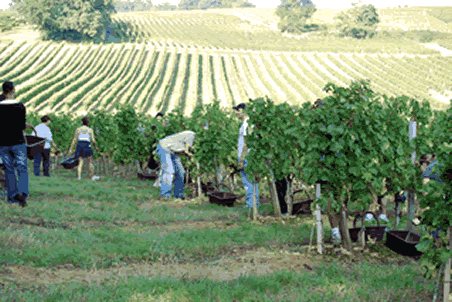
[
  {"xmin": 178, "ymin": 0, "xmax": 202, "ymax": 10},
  {"xmin": 9, "ymin": 0, "xmax": 116, "ymax": 42},
  {"xmin": 428, "ymin": 6, "xmax": 452, "ymax": 23},
  {"xmin": 0, "ymin": 14, "xmax": 27, "ymax": 32},
  {"xmin": 113, "ymin": 0, "xmax": 153, "ymax": 12},
  {"xmin": 334, "ymin": 0, "xmax": 380, "ymax": 39},
  {"xmin": 155, "ymin": 2, "xmax": 177, "ymax": 11},
  {"xmin": 198, "ymin": 0, "xmax": 224, "ymax": 9},
  {"xmin": 275, "ymin": 0, "xmax": 317, "ymax": 34}
]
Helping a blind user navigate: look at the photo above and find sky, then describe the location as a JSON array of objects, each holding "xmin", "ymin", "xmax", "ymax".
[{"xmin": 0, "ymin": 0, "xmax": 450, "ymax": 10}]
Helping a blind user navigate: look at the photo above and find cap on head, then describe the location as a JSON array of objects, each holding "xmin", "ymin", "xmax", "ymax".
[{"xmin": 233, "ymin": 103, "xmax": 246, "ymax": 111}]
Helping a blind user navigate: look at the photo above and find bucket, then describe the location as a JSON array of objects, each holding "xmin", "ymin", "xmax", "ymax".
[
  {"xmin": 385, "ymin": 230, "xmax": 423, "ymax": 257},
  {"xmin": 291, "ymin": 189, "xmax": 314, "ymax": 215},
  {"xmin": 25, "ymin": 128, "xmax": 46, "ymax": 160},
  {"xmin": 137, "ymin": 171, "xmax": 158, "ymax": 180},
  {"xmin": 349, "ymin": 211, "xmax": 387, "ymax": 243},
  {"xmin": 60, "ymin": 156, "xmax": 79, "ymax": 169},
  {"xmin": 208, "ymin": 183, "xmax": 238, "ymax": 207}
]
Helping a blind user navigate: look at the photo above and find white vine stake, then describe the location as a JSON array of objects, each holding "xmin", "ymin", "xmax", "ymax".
[
  {"xmin": 252, "ymin": 179, "xmax": 258, "ymax": 221},
  {"xmin": 444, "ymin": 226, "xmax": 451, "ymax": 302},
  {"xmin": 315, "ymin": 183, "xmax": 323, "ymax": 255},
  {"xmin": 197, "ymin": 162, "xmax": 201, "ymax": 198},
  {"xmin": 408, "ymin": 120, "xmax": 417, "ymax": 230}
]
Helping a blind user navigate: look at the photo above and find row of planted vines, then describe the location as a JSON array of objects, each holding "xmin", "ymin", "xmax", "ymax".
[{"xmin": 24, "ymin": 80, "xmax": 452, "ymax": 286}]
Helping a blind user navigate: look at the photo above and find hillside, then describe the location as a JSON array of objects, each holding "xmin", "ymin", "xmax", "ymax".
[{"xmin": 0, "ymin": 7, "xmax": 451, "ymax": 117}]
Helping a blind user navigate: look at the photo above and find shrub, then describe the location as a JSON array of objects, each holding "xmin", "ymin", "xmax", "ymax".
[
  {"xmin": 334, "ymin": 0, "xmax": 380, "ymax": 39},
  {"xmin": 275, "ymin": 0, "xmax": 317, "ymax": 34}
]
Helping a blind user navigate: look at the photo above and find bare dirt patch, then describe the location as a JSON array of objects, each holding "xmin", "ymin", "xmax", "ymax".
[{"xmin": 1, "ymin": 247, "xmax": 319, "ymax": 287}]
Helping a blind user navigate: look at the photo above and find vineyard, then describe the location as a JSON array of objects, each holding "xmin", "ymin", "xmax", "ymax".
[
  {"xmin": 0, "ymin": 38, "xmax": 450, "ymax": 117},
  {"xmin": 2, "ymin": 6, "xmax": 452, "ymax": 301}
]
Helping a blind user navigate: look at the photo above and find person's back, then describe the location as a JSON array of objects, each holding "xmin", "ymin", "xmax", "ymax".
[
  {"xmin": 77, "ymin": 125, "xmax": 92, "ymax": 142},
  {"xmin": 0, "ymin": 81, "xmax": 30, "ymax": 207},
  {"xmin": 0, "ymin": 95, "xmax": 27, "ymax": 147}
]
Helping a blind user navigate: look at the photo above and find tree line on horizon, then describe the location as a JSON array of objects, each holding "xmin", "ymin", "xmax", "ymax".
[{"xmin": 2, "ymin": 0, "xmax": 380, "ymax": 43}]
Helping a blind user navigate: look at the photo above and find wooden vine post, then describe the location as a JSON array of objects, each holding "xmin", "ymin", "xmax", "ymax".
[
  {"xmin": 252, "ymin": 175, "xmax": 258, "ymax": 221},
  {"xmin": 286, "ymin": 175, "xmax": 294, "ymax": 217},
  {"xmin": 266, "ymin": 159, "xmax": 281, "ymax": 217}
]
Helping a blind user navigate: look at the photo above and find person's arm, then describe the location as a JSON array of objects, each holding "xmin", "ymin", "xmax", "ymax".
[
  {"xmin": 183, "ymin": 142, "xmax": 194, "ymax": 157},
  {"xmin": 89, "ymin": 129, "xmax": 98, "ymax": 150},
  {"xmin": 68, "ymin": 128, "xmax": 79, "ymax": 153}
]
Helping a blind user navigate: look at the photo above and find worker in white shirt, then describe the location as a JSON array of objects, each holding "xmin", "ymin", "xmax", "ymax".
[
  {"xmin": 68, "ymin": 117, "xmax": 100, "ymax": 181},
  {"xmin": 156, "ymin": 130, "xmax": 195, "ymax": 200},
  {"xmin": 234, "ymin": 103, "xmax": 260, "ymax": 210},
  {"xmin": 34, "ymin": 115, "xmax": 58, "ymax": 177}
]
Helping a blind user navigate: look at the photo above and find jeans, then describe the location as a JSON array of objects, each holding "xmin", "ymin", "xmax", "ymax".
[
  {"xmin": 156, "ymin": 143, "xmax": 185, "ymax": 198},
  {"xmin": 0, "ymin": 144, "xmax": 29, "ymax": 204},
  {"xmin": 34, "ymin": 149, "xmax": 51, "ymax": 176},
  {"xmin": 240, "ymin": 158, "xmax": 260, "ymax": 208}
]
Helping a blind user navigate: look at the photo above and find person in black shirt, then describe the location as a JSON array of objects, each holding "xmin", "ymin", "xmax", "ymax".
[{"xmin": 0, "ymin": 81, "xmax": 33, "ymax": 207}]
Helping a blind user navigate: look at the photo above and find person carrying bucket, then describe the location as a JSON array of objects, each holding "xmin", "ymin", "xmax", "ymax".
[
  {"xmin": 0, "ymin": 81, "xmax": 33, "ymax": 207},
  {"xmin": 156, "ymin": 130, "xmax": 196, "ymax": 200},
  {"xmin": 68, "ymin": 117, "xmax": 100, "ymax": 181}
]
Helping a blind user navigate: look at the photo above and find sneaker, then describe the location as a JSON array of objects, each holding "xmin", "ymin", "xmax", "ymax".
[
  {"xmin": 153, "ymin": 178, "xmax": 161, "ymax": 187},
  {"xmin": 13, "ymin": 193, "xmax": 25, "ymax": 203},
  {"xmin": 378, "ymin": 214, "xmax": 389, "ymax": 223},
  {"xmin": 78, "ymin": 177, "xmax": 81, "ymax": 181},
  {"xmin": 282, "ymin": 213, "xmax": 288, "ymax": 216},
  {"xmin": 332, "ymin": 227, "xmax": 342, "ymax": 245},
  {"xmin": 364, "ymin": 213, "xmax": 374, "ymax": 221},
  {"xmin": 92, "ymin": 176, "xmax": 100, "ymax": 180}
]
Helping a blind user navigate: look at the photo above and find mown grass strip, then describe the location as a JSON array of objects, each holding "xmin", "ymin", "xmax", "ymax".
[
  {"xmin": 326, "ymin": 55, "xmax": 393, "ymax": 97},
  {"xmin": 209, "ymin": 55, "xmax": 218, "ymax": 101},
  {"xmin": 196, "ymin": 54, "xmax": 203, "ymax": 108},
  {"xmin": 80, "ymin": 46, "xmax": 130, "ymax": 111},
  {"xmin": 0, "ymin": 221, "xmax": 311, "ymax": 268},
  {"xmin": 179, "ymin": 53, "xmax": 192, "ymax": 113},
  {"xmin": 0, "ymin": 262, "xmax": 436, "ymax": 302},
  {"xmin": 49, "ymin": 47, "xmax": 114, "ymax": 109},
  {"xmin": 220, "ymin": 55, "xmax": 237, "ymax": 107},
  {"xmin": 130, "ymin": 51, "xmax": 161, "ymax": 108},
  {"xmin": 142, "ymin": 51, "xmax": 172, "ymax": 113},
  {"xmin": 0, "ymin": 42, "xmax": 37, "ymax": 78},
  {"xmin": 352, "ymin": 56, "xmax": 413, "ymax": 97},
  {"xmin": 7, "ymin": 44, "xmax": 67, "ymax": 86},
  {"xmin": 91, "ymin": 48, "xmax": 143, "ymax": 111},
  {"xmin": 17, "ymin": 46, "xmax": 87, "ymax": 104},
  {"xmin": 160, "ymin": 52, "xmax": 182, "ymax": 114},
  {"xmin": 66, "ymin": 45, "xmax": 123, "ymax": 111},
  {"xmin": 366, "ymin": 56, "xmax": 429, "ymax": 99},
  {"xmin": 28, "ymin": 46, "xmax": 103, "ymax": 109}
]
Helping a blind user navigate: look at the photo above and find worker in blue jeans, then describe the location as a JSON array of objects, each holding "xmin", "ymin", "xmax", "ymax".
[
  {"xmin": 156, "ymin": 131, "xmax": 196, "ymax": 200},
  {"xmin": 0, "ymin": 81, "xmax": 32, "ymax": 207},
  {"xmin": 234, "ymin": 103, "xmax": 260, "ymax": 210},
  {"xmin": 415, "ymin": 155, "xmax": 450, "ymax": 249}
]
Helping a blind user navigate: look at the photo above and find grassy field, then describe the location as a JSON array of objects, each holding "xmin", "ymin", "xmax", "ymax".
[{"xmin": 0, "ymin": 161, "xmax": 444, "ymax": 301}]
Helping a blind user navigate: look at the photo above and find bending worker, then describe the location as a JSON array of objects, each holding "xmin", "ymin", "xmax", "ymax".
[{"xmin": 156, "ymin": 130, "xmax": 196, "ymax": 200}]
